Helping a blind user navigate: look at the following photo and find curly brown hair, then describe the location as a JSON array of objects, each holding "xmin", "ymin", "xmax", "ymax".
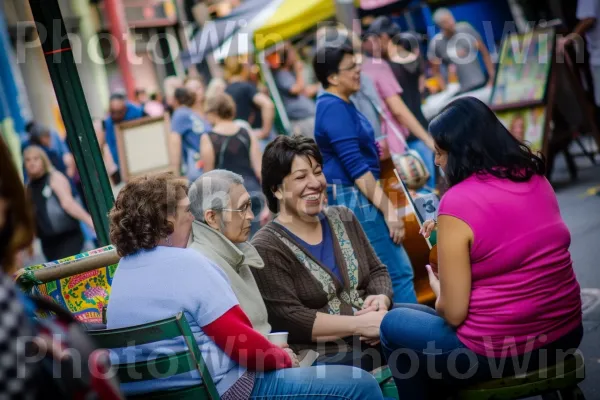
[{"xmin": 109, "ymin": 173, "xmax": 189, "ymax": 257}]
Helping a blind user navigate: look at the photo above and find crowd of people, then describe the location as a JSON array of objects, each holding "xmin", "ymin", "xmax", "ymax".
[{"xmin": 1, "ymin": 8, "xmax": 588, "ymax": 400}]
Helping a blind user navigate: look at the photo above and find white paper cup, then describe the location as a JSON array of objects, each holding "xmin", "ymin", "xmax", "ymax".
[{"xmin": 267, "ymin": 332, "xmax": 289, "ymax": 346}]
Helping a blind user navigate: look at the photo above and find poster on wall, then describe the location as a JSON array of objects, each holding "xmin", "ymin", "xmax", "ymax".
[
  {"xmin": 496, "ymin": 106, "xmax": 546, "ymax": 152},
  {"xmin": 490, "ymin": 29, "xmax": 555, "ymax": 107}
]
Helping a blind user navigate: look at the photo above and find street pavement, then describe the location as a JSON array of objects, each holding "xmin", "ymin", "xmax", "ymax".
[{"xmin": 551, "ymin": 152, "xmax": 600, "ymax": 399}]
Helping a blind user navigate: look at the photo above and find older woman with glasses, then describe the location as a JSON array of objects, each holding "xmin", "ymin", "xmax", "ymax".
[
  {"xmin": 188, "ymin": 170, "xmax": 270, "ymax": 336},
  {"xmin": 312, "ymin": 44, "xmax": 416, "ymax": 304}
]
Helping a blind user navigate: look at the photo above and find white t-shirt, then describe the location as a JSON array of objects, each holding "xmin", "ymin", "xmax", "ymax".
[
  {"xmin": 577, "ymin": 0, "xmax": 600, "ymax": 66},
  {"xmin": 107, "ymin": 247, "xmax": 245, "ymax": 396}
]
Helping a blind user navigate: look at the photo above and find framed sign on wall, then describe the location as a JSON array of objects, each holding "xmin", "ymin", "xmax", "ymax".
[
  {"xmin": 489, "ymin": 27, "xmax": 557, "ymax": 157},
  {"xmin": 115, "ymin": 115, "xmax": 175, "ymax": 182}
]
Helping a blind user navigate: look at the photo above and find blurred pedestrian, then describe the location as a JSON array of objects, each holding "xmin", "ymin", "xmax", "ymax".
[
  {"xmin": 24, "ymin": 146, "xmax": 93, "ymax": 261},
  {"xmin": 169, "ymin": 87, "xmax": 211, "ymax": 182},
  {"xmin": 224, "ymin": 56, "xmax": 275, "ymax": 142},
  {"xmin": 185, "ymin": 76, "xmax": 208, "ymax": 118},
  {"xmin": 365, "ymin": 17, "xmax": 436, "ymax": 189},
  {"xmin": 23, "ymin": 122, "xmax": 75, "ymax": 178},
  {"xmin": 202, "ymin": 92, "xmax": 268, "ymax": 234},
  {"xmin": 312, "ymin": 44, "xmax": 417, "ymax": 303},
  {"xmin": 273, "ymin": 44, "xmax": 316, "ymax": 138},
  {"xmin": 143, "ymin": 92, "xmax": 165, "ymax": 117},
  {"xmin": 427, "ymin": 8, "xmax": 495, "ymax": 91},
  {"xmin": 97, "ymin": 92, "xmax": 145, "ymax": 184}
]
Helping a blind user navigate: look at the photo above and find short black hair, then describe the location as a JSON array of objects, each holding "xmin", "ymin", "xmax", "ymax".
[
  {"xmin": 312, "ymin": 44, "xmax": 354, "ymax": 88},
  {"xmin": 174, "ymin": 87, "xmax": 195, "ymax": 107},
  {"xmin": 261, "ymin": 135, "xmax": 324, "ymax": 213},
  {"xmin": 109, "ymin": 92, "xmax": 127, "ymax": 102},
  {"xmin": 365, "ymin": 16, "xmax": 401, "ymax": 38},
  {"xmin": 429, "ymin": 97, "xmax": 545, "ymax": 187}
]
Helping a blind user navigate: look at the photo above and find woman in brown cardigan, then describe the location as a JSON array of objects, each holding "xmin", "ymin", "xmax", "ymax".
[{"xmin": 251, "ymin": 135, "xmax": 393, "ymax": 371}]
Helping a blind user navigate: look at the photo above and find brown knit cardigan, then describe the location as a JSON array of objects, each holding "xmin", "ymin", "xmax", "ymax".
[{"xmin": 251, "ymin": 206, "xmax": 393, "ymax": 353}]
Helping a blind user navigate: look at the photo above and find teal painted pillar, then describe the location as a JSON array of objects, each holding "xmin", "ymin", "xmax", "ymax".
[{"xmin": 28, "ymin": 0, "xmax": 114, "ymax": 246}]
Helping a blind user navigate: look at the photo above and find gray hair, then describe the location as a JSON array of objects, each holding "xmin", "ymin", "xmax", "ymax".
[
  {"xmin": 189, "ymin": 170, "xmax": 245, "ymax": 222},
  {"xmin": 432, "ymin": 8, "xmax": 453, "ymax": 25}
]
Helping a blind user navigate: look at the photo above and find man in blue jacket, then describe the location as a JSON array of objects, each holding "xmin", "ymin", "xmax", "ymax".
[{"xmin": 98, "ymin": 92, "xmax": 146, "ymax": 184}]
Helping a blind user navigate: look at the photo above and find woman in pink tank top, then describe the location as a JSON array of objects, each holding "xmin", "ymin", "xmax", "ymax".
[{"xmin": 380, "ymin": 97, "xmax": 582, "ymax": 399}]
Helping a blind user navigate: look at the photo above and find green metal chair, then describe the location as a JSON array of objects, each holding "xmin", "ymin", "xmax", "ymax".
[
  {"xmin": 372, "ymin": 366, "xmax": 400, "ymax": 400},
  {"xmin": 456, "ymin": 352, "xmax": 586, "ymax": 400},
  {"xmin": 88, "ymin": 313, "xmax": 220, "ymax": 400},
  {"xmin": 372, "ymin": 352, "xmax": 585, "ymax": 400}
]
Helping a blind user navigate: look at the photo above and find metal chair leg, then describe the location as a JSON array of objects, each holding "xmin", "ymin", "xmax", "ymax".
[
  {"xmin": 559, "ymin": 385, "xmax": 586, "ymax": 400},
  {"xmin": 541, "ymin": 391, "xmax": 562, "ymax": 400}
]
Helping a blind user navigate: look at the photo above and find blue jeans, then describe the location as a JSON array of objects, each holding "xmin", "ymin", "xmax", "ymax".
[
  {"xmin": 327, "ymin": 184, "xmax": 417, "ymax": 304},
  {"xmin": 380, "ymin": 304, "xmax": 584, "ymax": 400},
  {"xmin": 407, "ymin": 139, "xmax": 436, "ymax": 190},
  {"xmin": 250, "ymin": 365, "xmax": 383, "ymax": 399}
]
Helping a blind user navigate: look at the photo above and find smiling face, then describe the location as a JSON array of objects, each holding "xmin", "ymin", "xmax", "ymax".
[
  {"xmin": 329, "ymin": 53, "xmax": 361, "ymax": 96},
  {"xmin": 275, "ymin": 155, "xmax": 327, "ymax": 219}
]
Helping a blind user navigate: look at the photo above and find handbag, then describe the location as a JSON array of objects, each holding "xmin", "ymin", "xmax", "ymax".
[{"xmin": 368, "ymin": 98, "xmax": 431, "ymax": 190}]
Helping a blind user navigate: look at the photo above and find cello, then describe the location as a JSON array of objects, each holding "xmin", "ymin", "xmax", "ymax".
[{"xmin": 379, "ymin": 157, "xmax": 437, "ymax": 304}]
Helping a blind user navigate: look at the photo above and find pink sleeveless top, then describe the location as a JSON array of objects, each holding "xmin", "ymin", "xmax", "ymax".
[{"xmin": 439, "ymin": 173, "xmax": 582, "ymax": 357}]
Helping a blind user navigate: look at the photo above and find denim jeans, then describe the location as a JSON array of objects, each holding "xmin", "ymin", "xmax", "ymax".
[
  {"xmin": 407, "ymin": 139, "xmax": 436, "ymax": 190},
  {"xmin": 327, "ymin": 184, "xmax": 417, "ymax": 304},
  {"xmin": 250, "ymin": 365, "xmax": 384, "ymax": 399},
  {"xmin": 380, "ymin": 304, "xmax": 584, "ymax": 400}
]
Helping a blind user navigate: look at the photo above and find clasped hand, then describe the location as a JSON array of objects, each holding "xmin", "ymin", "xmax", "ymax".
[{"xmin": 354, "ymin": 295, "xmax": 390, "ymax": 346}]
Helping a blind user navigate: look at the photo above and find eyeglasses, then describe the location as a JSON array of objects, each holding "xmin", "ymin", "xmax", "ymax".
[
  {"xmin": 338, "ymin": 62, "xmax": 361, "ymax": 72},
  {"xmin": 220, "ymin": 199, "xmax": 253, "ymax": 215}
]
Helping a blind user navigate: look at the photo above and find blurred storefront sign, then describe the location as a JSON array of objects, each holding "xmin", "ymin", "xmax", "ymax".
[{"xmin": 97, "ymin": 0, "xmax": 178, "ymax": 29}]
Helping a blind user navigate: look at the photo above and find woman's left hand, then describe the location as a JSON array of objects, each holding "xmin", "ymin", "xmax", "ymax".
[
  {"xmin": 284, "ymin": 348, "xmax": 300, "ymax": 368},
  {"xmin": 426, "ymin": 264, "xmax": 440, "ymax": 298},
  {"xmin": 360, "ymin": 294, "xmax": 391, "ymax": 313}
]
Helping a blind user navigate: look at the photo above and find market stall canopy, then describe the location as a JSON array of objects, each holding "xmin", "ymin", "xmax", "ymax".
[
  {"xmin": 181, "ymin": 0, "xmax": 273, "ymax": 67},
  {"xmin": 183, "ymin": 0, "xmax": 361, "ymax": 64},
  {"xmin": 253, "ymin": 0, "xmax": 360, "ymax": 51}
]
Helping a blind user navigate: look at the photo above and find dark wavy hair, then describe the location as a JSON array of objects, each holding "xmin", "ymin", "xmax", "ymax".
[
  {"xmin": 262, "ymin": 135, "xmax": 323, "ymax": 213},
  {"xmin": 429, "ymin": 97, "xmax": 546, "ymax": 187},
  {"xmin": 109, "ymin": 173, "xmax": 189, "ymax": 257}
]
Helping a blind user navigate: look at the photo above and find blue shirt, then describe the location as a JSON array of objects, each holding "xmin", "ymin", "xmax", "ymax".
[
  {"xmin": 106, "ymin": 247, "xmax": 246, "ymax": 396},
  {"xmin": 314, "ymin": 93, "xmax": 380, "ymax": 186},
  {"xmin": 279, "ymin": 216, "xmax": 343, "ymax": 283},
  {"xmin": 170, "ymin": 106, "xmax": 211, "ymax": 182},
  {"xmin": 103, "ymin": 103, "xmax": 145, "ymax": 169}
]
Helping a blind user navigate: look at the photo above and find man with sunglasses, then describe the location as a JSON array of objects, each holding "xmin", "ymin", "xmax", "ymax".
[{"xmin": 187, "ymin": 169, "xmax": 272, "ymax": 336}]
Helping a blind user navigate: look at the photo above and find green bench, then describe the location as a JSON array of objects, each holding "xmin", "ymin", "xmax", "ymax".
[
  {"xmin": 374, "ymin": 351, "xmax": 586, "ymax": 400},
  {"xmin": 88, "ymin": 313, "xmax": 220, "ymax": 400}
]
